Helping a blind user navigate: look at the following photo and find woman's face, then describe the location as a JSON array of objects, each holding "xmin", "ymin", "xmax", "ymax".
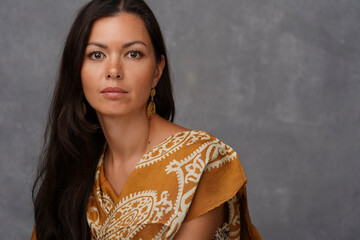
[{"xmin": 81, "ymin": 13, "xmax": 165, "ymax": 118}]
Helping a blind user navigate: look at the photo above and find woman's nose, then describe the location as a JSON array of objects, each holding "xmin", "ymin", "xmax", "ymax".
[
  {"xmin": 106, "ymin": 73, "xmax": 121, "ymax": 79},
  {"xmin": 106, "ymin": 58, "xmax": 122, "ymax": 80}
]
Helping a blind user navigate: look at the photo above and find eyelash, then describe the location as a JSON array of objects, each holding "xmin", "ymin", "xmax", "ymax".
[
  {"xmin": 126, "ymin": 50, "xmax": 144, "ymax": 59},
  {"xmin": 88, "ymin": 51, "xmax": 105, "ymax": 60},
  {"xmin": 87, "ymin": 50, "xmax": 144, "ymax": 60}
]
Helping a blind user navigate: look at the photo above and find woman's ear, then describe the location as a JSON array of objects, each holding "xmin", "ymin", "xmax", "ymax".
[{"xmin": 152, "ymin": 55, "xmax": 165, "ymax": 87}]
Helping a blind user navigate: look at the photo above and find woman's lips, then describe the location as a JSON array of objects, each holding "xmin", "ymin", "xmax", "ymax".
[{"xmin": 101, "ymin": 87, "xmax": 128, "ymax": 98}]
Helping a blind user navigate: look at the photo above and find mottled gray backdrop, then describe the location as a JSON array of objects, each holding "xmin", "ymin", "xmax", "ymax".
[{"xmin": 1, "ymin": 0, "xmax": 359, "ymax": 239}]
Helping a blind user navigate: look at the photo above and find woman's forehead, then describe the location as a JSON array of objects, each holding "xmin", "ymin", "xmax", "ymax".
[{"xmin": 88, "ymin": 13, "xmax": 151, "ymax": 45}]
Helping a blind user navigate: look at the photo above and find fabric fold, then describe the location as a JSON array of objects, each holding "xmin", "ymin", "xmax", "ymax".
[
  {"xmin": 31, "ymin": 130, "xmax": 262, "ymax": 239},
  {"xmin": 87, "ymin": 130, "xmax": 262, "ymax": 239}
]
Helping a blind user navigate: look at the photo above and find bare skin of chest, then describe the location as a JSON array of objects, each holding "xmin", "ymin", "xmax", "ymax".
[{"xmin": 103, "ymin": 156, "xmax": 140, "ymax": 196}]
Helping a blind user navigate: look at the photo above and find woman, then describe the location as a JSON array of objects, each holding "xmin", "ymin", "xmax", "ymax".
[{"xmin": 32, "ymin": 0, "xmax": 262, "ymax": 239}]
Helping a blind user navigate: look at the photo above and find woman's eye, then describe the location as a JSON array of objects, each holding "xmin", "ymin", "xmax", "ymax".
[
  {"xmin": 126, "ymin": 51, "xmax": 143, "ymax": 59},
  {"xmin": 88, "ymin": 51, "xmax": 104, "ymax": 60}
]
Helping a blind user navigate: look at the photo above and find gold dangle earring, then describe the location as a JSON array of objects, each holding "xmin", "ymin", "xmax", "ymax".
[{"xmin": 147, "ymin": 87, "xmax": 156, "ymax": 120}]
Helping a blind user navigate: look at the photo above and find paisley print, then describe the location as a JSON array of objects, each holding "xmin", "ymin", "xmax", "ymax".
[{"xmin": 86, "ymin": 130, "xmax": 262, "ymax": 240}]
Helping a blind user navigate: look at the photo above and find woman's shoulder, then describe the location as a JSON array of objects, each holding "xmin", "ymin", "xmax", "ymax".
[
  {"xmin": 171, "ymin": 129, "xmax": 232, "ymax": 151},
  {"xmin": 152, "ymin": 115, "xmax": 236, "ymax": 155},
  {"xmin": 163, "ymin": 130, "xmax": 237, "ymax": 162},
  {"xmin": 152, "ymin": 115, "xmax": 188, "ymax": 136}
]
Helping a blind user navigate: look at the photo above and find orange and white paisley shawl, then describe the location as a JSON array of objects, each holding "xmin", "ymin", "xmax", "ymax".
[{"xmin": 86, "ymin": 130, "xmax": 262, "ymax": 240}]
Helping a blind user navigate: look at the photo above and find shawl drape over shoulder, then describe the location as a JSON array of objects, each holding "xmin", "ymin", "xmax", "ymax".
[
  {"xmin": 31, "ymin": 130, "xmax": 261, "ymax": 240},
  {"xmin": 86, "ymin": 130, "xmax": 262, "ymax": 240}
]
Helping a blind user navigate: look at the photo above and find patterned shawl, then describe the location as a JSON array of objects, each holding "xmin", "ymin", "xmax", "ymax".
[{"xmin": 86, "ymin": 130, "xmax": 262, "ymax": 240}]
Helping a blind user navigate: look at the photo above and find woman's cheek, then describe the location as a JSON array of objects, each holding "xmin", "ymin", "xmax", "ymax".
[
  {"xmin": 134, "ymin": 64, "xmax": 156, "ymax": 87},
  {"xmin": 82, "ymin": 63, "xmax": 99, "ymax": 88}
]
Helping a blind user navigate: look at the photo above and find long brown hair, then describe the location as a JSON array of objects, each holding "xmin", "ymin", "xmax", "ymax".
[{"xmin": 32, "ymin": 0, "xmax": 175, "ymax": 239}]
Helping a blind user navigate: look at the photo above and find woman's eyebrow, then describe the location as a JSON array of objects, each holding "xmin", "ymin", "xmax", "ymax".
[
  {"xmin": 122, "ymin": 41, "xmax": 147, "ymax": 48},
  {"xmin": 87, "ymin": 42, "xmax": 108, "ymax": 49},
  {"xmin": 86, "ymin": 41, "xmax": 147, "ymax": 49}
]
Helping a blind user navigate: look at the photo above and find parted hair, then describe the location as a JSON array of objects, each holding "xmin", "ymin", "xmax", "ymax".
[{"xmin": 32, "ymin": 0, "xmax": 175, "ymax": 239}]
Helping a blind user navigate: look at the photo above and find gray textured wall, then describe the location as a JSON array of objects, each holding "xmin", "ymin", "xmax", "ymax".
[{"xmin": 1, "ymin": 0, "xmax": 359, "ymax": 239}]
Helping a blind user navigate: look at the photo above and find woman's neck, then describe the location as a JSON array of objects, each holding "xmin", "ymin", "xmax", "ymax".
[{"xmin": 97, "ymin": 110, "xmax": 153, "ymax": 166}]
